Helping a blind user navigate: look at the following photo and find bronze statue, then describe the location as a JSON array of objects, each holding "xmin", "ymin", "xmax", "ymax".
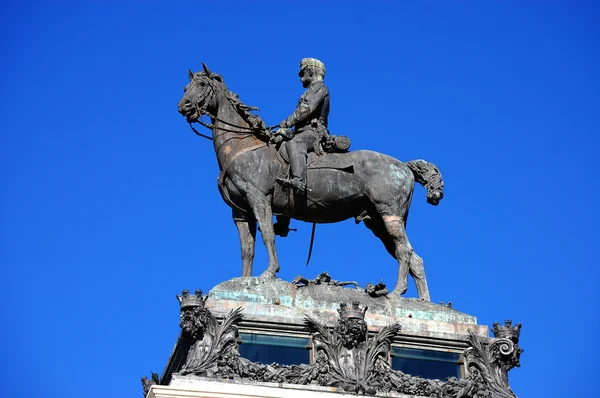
[{"xmin": 177, "ymin": 62, "xmax": 444, "ymax": 301}]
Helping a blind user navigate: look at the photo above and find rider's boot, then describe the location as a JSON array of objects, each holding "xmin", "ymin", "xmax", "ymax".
[
  {"xmin": 273, "ymin": 216, "xmax": 291, "ymax": 237},
  {"xmin": 287, "ymin": 148, "xmax": 307, "ymax": 194}
]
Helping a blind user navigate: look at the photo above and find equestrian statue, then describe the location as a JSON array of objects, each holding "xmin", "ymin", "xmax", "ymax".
[{"xmin": 177, "ymin": 60, "xmax": 444, "ymax": 301}]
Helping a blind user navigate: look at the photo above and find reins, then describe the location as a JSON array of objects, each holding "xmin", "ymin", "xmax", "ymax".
[
  {"xmin": 188, "ymin": 108, "xmax": 277, "ymax": 141},
  {"xmin": 189, "ymin": 121, "xmax": 214, "ymax": 140}
]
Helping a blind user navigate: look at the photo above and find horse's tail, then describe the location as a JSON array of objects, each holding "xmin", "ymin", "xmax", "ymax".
[{"xmin": 406, "ymin": 160, "xmax": 444, "ymax": 206}]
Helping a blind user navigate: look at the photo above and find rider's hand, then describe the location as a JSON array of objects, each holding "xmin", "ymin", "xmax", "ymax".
[{"xmin": 270, "ymin": 134, "xmax": 284, "ymax": 145}]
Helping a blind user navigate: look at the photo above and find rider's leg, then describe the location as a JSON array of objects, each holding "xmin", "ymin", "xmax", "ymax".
[
  {"xmin": 286, "ymin": 132, "xmax": 318, "ymax": 192},
  {"xmin": 287, "ymin": 140, "xmax": 308, "ymax": 191}
]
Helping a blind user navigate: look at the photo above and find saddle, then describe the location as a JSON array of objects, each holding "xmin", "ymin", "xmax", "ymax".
[
  {"xmin": 273, "ymin": 140, "xmax": 355, "ymax": 213},
  {"xmin": 277, "ymin": 136, "xmax": 354, "ymax": 172},
  {"xmin": 277, "ymin": 140, "xmax": 354, "ymax": 172}
]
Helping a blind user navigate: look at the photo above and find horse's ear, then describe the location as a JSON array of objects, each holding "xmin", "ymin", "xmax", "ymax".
[
  {"xmin": 188, "ymin": 69, "xmax": 194, "ymax": 81},
  {"xmin": 202, "ymin": 62, "xmax": 211, "ymax": 75}
]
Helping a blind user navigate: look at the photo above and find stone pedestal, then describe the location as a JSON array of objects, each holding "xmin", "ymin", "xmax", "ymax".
[
  {"xmin": 206, "ymin": 277, "xmax": 488, "ymax": 343},
  {"xmin": 146, "ymin": 277, "xmax": 522, "ymax": 398}
]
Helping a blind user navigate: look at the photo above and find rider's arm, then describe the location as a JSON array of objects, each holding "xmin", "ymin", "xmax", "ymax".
[{"xmin": 282, "ymin": 83, "xmax": 328, "ymax": 128}]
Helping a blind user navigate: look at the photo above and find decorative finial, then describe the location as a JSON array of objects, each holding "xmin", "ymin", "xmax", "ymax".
[
  {"xmin": 492, "ymin": 320, "xmax": 522, "ymax": 342},
  {"xmin": 176, "ymin": 289, "xmax": 208, "ymax": 310}
]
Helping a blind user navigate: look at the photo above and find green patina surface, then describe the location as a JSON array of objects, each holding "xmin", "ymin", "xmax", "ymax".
[
  {"xmin": 392, "ymin": 308, "xmax": 476, "ymax": 324},
  {"xmin": 206, "ymin": 277, "xmax": 488, "ymax": 339},
  {"xmin": 389, "ymin": 163, "xmax": 411, "ymax": 184},
  {"xmin": 212, "ymin": 289, "xmax": 476, "ymax": 324},
  {"xmin": 215, "ymin": 289, "xmax": 295, "ymax": 307}
]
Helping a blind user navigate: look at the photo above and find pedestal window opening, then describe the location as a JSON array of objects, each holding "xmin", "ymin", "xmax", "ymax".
[
  {"xmin": 238, "ymin": 333, "xmax": 310, "ymax": 366},
  {"xmin": 391, "ymin": 347, "xmax": 461, "ymax": 380}
]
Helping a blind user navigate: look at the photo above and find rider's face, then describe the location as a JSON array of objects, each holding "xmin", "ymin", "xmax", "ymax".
[{"xmin": 300, "ymin": 68, "xmax": 312, "ymax": 88}]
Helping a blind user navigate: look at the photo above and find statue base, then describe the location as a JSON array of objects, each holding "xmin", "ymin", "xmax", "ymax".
[
  {"xmin": 147, "ymin": 276, "xmax": 522, "ymax": 398},
  {"xmin": 206, "ymin": 277, "xmax": 488, "ymax": 341}
]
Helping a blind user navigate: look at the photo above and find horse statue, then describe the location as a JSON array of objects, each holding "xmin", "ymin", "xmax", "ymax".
[{"xmin": 177, "ymin": 64, "xmax": 444, "ymax": 301}]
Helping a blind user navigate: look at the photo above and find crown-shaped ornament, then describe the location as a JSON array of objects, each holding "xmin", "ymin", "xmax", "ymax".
[
  {"xmin": 492, "ymin": 320, "xmax": 522, "ymax": 342},
  {"xmin": 176, "ymin": 289, "xmax": 208, "ymax": 310},
  {"xmin": 338, "ymin": 301, "xmax": 368, "ymax": 320}
]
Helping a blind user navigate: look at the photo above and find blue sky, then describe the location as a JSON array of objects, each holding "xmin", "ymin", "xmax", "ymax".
[{"xmin": 1, "ymin": 1, "xmax": 598, "ymax": 397}]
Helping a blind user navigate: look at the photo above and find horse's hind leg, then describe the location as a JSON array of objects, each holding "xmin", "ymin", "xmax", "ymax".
[
  {"xmin": 233, "ymin": 209, "xmax": 256, "ymax": 277},
  {"xmin": 382, "ymin": 215, "xmax": 431, "ymax": 301},
  {"xmin": 408, "ymin": 252, "xmax": 429, "ymax": 301}
]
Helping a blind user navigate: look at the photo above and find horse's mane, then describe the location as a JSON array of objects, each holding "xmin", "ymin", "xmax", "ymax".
[{"xmin": 201, "ymin": 71, "xmax": 268, "ymax": 134}]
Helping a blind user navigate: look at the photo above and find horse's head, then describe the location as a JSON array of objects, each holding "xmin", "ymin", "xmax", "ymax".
[{"xmin": 178, "ymin": 63, "xmax": 218, "ymax": 123}]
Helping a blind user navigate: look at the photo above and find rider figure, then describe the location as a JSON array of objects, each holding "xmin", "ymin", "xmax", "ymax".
[
  {"xmin": 276, "ymin": 58, "xmax": 330, "ymax": 194},
  {"xmin": 273, "ymin": 58, "xmax": 329, "ymax": 237}
]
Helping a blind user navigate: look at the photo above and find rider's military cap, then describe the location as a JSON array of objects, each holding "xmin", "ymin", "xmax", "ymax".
[{"xmin": 299, "ymin": 58, "xmax": 326, "ymax": 77}]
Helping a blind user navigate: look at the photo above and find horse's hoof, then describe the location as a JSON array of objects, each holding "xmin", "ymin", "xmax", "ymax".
[
  {"xmin": 386, "ymin": 290, "xmax": 405, "ymax": 300},
  {"xmin": 259, "ymin": 270, "xmax": 277, "ymax": 279}
]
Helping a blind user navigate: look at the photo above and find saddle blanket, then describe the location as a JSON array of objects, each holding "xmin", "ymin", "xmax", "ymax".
[{"xmin": 307, "ymin": 152, "xmax": 354, "ymax": 172}]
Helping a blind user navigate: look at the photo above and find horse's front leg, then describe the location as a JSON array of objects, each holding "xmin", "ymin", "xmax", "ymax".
[
  {"xmin": 232, "ymin": 209, "xmax": 256, "ymax": 277},
  {"xmin": 246, "ymin": 189, "xmax": 280, "ymax": 278}
]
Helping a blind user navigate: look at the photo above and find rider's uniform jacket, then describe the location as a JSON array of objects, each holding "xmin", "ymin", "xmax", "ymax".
[{"xmin": 284, "ymin": 80, "xmax": 330, "ymax": 133}]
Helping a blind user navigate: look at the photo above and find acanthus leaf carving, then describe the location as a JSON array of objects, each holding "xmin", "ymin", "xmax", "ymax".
[
  {"xmin": 462, "ymin": 320, "xmax": 523, "ymax": 398},
  {"xmin": 176, "ymin": 290, "xmax": 244, "ymax": 377}
]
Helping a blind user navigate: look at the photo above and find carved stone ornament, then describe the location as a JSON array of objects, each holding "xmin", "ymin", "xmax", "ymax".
[
  {"xmin": 460, "ymin": 321, "xmax": 523, "ymax": 398},
  {"xmin": 176, "ymin": 290, "xmax": 244, "ymax": 377},
  {"xmin": 292, "ymin": 272, "xmax": 360, "ymax": 289},
  {"xmin": 304, "ymin": 301, "xmax": 399, "ymax": 394},
  {"xmin": 292, "ymin": 272, "xmax": 389, "ymax": 298},
  {"xmin": 168, "ymin": 292, "xmax": 522, "ymax": 397},
  {"xmin": 140, "ymin": 372, "xmax": 159, "ymax": 398}
]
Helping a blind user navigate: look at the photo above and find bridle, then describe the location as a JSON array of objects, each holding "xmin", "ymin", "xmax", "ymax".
[{"xmin": 186, "ymin": 74, "xmax": 270, "ymax": 141}]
